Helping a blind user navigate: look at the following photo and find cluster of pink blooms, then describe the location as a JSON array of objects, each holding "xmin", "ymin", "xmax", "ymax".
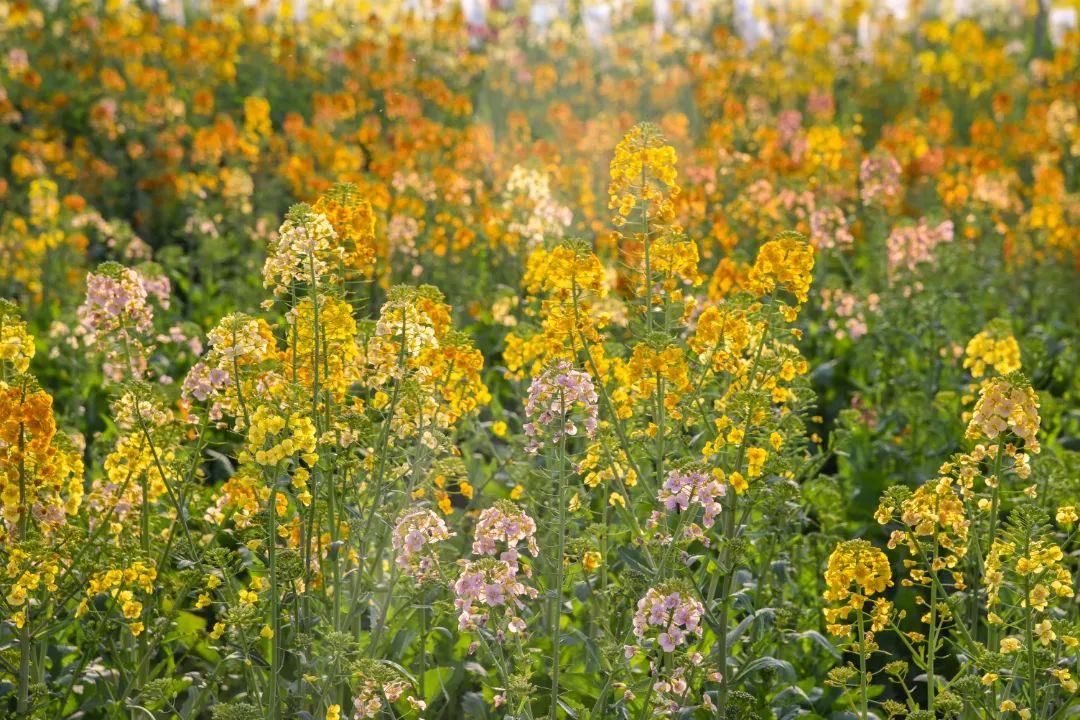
[
  {"xmin": 859, "ymin": 151, "xmax": 903, "ymax": 208},
  {"xmin": 776, "ymin": 109, "xmax": 802, "ymax": 147},
  {"xmin": 77, "ymin": 263, "xmax": 156, "ymax": 341},
  {"xmin": 523, "ymin": 360, "xmax": 599, "ymax": 453},
  {"xmin": 76, "ymin": 263, "xmax": 165, "ymax": 381},
  {"xmin": 806, "ymin": 88, "xmax": 835, "ymax": 118},
  {"xmin": 392, "ymin": 508, "xmax": 455, "ymax": 580},
  {"xmin": 452, "ymin": 558, "xmax": 537, "ymax": 634},
  {"xmin": 651, "ymin": 664, "xmax": 720, "ymax": 717},
  {"xmin": 386, "ymin": 214, "xmax": 421, "ymax": 259},
  {"xmin": 182, "ymin": 362, "xmax": 231, "ymax": 404},
  {"xmin": 819, "ymin": 288, "xmax": 881, "ymax": 341},
  {"xmin": 631, "ymin": 585, "xmax": 705, "ymax": 653},
  {"xmin": 139, "ymin": 270, "xmax": 171, "ymax": 310},
  {"xmin": 86, "ymin": 471, "xmax": 136, "ymax": 531},
  {"xmin": 886, "ymin": 218, "xmax": 954, "ymax": 279},
  {"xmin": 764, "ymin": 186, "xmax": 852, "ymax": 253},
  {"xmin": 972, "ymin": 172, "xmax": 1021, "ymax": 213},
  {"xmin": 452, "ymin": 501, "xmax": 540, "ymax": 636},
  {"xmin": 351, "ymin": 678, "xmax": 425, "ymax": 719},
  {"xmin": 657, "ymin": 469, "xmax": 726, "ymax": 530},
  {"xmin": 156, "ymin": 324, "xmax": 203, "ymax": 357},
  {"xmin": 471, "ymin": 501, "xmax": 540, "ymax": 568},
  {"xmin": 72, "ymin": 214, "xmax": 153, "ymax": 261},
  {"xmin": 808, "ymin": 206, "xmax": 854, "ymax": 251}
]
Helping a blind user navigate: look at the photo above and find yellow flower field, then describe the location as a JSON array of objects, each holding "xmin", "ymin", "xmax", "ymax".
[{"xmin": 0, "ymin": 1, "xmax": 1078, "ymax": 719}]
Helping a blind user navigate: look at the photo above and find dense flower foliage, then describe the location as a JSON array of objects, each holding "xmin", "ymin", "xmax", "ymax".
[{"xmin": 0, "ymin": 3, "xmax": 1078, "ymax": 720}]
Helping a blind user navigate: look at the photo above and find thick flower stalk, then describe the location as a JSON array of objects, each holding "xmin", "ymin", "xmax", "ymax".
[{"xmin": 823, "ymin": 540, "xmax": 894, "ymax": 720}]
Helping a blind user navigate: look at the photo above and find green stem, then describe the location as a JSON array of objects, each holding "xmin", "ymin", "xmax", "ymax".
[
  {"xmin": 1022, "ymin": 537, "xmax": 1037, "ymax": 709},
  {"xmin": 549, "ymin": 421, "xmax": 569, "ymax": 719},
  {"xmin": 928, "ymin": 534, "xmax": 940, "ymax": 711},
  {"xmin": 857, "ymin": 608, "xmax": 869, "ymax": 720},
  {"xmin": 136, "ymin": 455, "xmax": 150, "ymax": 702},
  {"xmin": 267, "ymin": 473, "xmax": 281, "ymax": 720},
  {"xmin": 16, "ymin": 389, "xmax": 31, "ymax": 718}
]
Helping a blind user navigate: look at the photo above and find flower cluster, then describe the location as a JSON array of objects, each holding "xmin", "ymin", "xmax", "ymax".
[
  {"xmin": 4, "ymin": 549, "xmax": 61, "ymax": 629},
  {"xmin": 0, "ymin": 383, "xmax": 83, "ymax": 537},
  {"xmin": 242, "ymin": 405, "xmax": 319, "ymax": 469},
  {"xmin": 471, "ymin": 501, "xmax": 540, "ymax": 567},
  {"xmin": 392, "ymin": 508, "xmax": 454, "ymax": 580},
  {"xmin": 819, "ymin": 288, "xmax": 880, "ymax": 341},
  {"xmin": 182, "ymin": 313, "xmax": 276, "ymax": 425},
  {"xmin": 79, "ymin": 561, "xmax": 158, "ymax": 637},
  {"xmin": 523, "ymin": 360, "xmax": 599, "ymax": 453},
  {"xmin": 822, "ymin": 540, "xmax": 893, "ymax": 637},
  {"xmin": 608, "ymin": 122, "xmax": 679, "ymax": 226},
  {"xmin": 503, "ymin": 164, "xmax": 573, "ymax": 250},
  {"xmin": 262, "ymin": 206, "xmax": 343, "ymax": 300},
  {"xmin": 348, "ymin": 661, "xmax": 426, "ymax": 719},
  {"xmin": 963, "ymin": 320, "xmax": 1021, "ymax": 379},
  {"xmin": 77, "ymin": 262, "xmax": 156, "ymax": 340},
  {"xmin": 746, "ymin": 231, "xmax": 816, "ymax": 306},
  {"xmin": 657, "ymin": 467, "xmax": 726, "ymax": 531},
  {"xmin": 886, "ymin": 219, "xmax": 954, "ymax": 279},
  {"xmin": 76, "ymin": 262, "xmax": 164, "ymax": 380},
  {"xmin": 631, "ymin": 584, "xmax": 705, "ymax": 653},
  {"xmin": 312, "ymin": 182, "xmax": 378, "ymax": 277},
  {"xmin": 859, "ymin": 151, "xmax": 904, "ymax": 208},
  {"xmin": 0, "ymin": 300, "xmax": 35, "ymax": 374},
  {"xmin": 452, "ymin": 557, "xmax": 536, "ymax": 634},
  {"xmin": 966, "ymin": 374, "xmax": 1041, "ymax": 451}
]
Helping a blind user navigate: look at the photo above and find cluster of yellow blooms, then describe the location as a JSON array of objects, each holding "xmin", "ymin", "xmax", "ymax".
[
  {"xmin": 242, "ymin": 406, "xmax": 319, "ymax": 469},
  {"xmin": 0, "ymin": 300, "xmax": 35, "ymax": 374},
  {"xmin": 878, "ymin": 477, "xmax": 970, "ymax": 596},
  {"xmin": 608, "ymin": 123, "xmax": 679, "ymax": 228},
  {"xmin": 822, "ymin": 539, "xmax": 894, "ymax": 638},
  {"xmin": 92, "ymin": 434, "xmax": 172, "ymax": 535},
  {"xmin": 78, "ymin": 561, "xmax": 158, "ymax": 637},
  {"xmin": 5, "ymin": 548, "xmax": 61, "ymax": 629},
  {"xmin": 0, "ymin": 380, "xmax": 84, "ymax": 536},
  {"xmin": 608, "ymin": 122, "xmax": 701, "ymax": 307},
  {"xmin": 505, "ymin": 240, "xmax": 614, "ymax": 381},
  {"xmin": 985, "ymin": 538, "xmax": 1074, "ymax": 615},
  {"xmin": 746, "ymin": 231, "xmax": 816, "ymax": 313},
  {"xmin": 286, "ymin": 294, "xmax": 361, "ymax": 400},
  {"xmin": 965, "ymin": 374, "xmax": 1041, "ymax": 452},
  {"xmin": 963, "ymin": 319, "xmax": 1021, "ymax": 380},
  {"xmin": 826, "ymin": 340, "xmax": 1080, "ymax": 717},
  {"xmin": 312, "ymin": 184, "xmax": 379, "ymax": 277},
  {"xmin": 626, "ymin": 343, "xmax": 692, "ymax": 417}
]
